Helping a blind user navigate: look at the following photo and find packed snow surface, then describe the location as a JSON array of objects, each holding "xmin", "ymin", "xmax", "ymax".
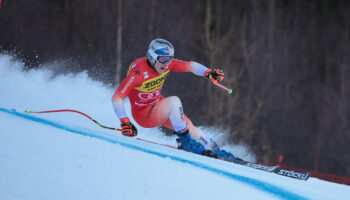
[{"xmin": 1, "ymin": 54, "xmax": 350, "ymax": 200}]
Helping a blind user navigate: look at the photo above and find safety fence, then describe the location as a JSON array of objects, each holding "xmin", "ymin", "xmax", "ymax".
[{"xmin": 259, "ymin": 160, "xmax": 350, "ymax": 186}]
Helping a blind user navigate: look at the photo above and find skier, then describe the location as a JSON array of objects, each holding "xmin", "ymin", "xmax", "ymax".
[{"xmin": 112, "ymin": 38, "xmax": 237, "ymax": 161}]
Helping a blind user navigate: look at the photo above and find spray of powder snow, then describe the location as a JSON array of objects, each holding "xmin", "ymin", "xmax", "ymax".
[{"xmin": 0, "ymin": 53, "xmax": 256, "ymax": 161}]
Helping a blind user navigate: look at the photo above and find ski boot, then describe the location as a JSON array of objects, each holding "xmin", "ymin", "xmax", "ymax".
[
  {"xmin": 211, "ymin": 142, "xmax": 240, "ymax": 162},
  {"xmin": 175, "ymin": 129, "xmax": 206, "ymax": 155}
]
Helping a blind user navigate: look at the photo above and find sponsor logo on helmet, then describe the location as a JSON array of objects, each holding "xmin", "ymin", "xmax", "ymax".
[
  {"xmin": 155, "ymin": 46, "xmax": 172, "ymax": 56},
  {"xmin": 164, "ymin": 46, "xmax": 171, "ymax": 52}
]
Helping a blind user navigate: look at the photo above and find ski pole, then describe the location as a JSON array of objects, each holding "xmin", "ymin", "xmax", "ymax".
[
  {"xmin": 209, "ymin": 74, "xmax": 233, "ymax": 94},
  {"xmin": 212, "ymin": 81, "xmax": 232, "ymax": 94},
  {"xmin": 25, "ymin": 109, "xmax": 122, "ymax": 131}
]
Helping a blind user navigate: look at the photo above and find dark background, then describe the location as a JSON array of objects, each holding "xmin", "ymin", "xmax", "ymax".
[{"xmin": 1, "ymin": 0, "xmax": 350, "ymax": 177}]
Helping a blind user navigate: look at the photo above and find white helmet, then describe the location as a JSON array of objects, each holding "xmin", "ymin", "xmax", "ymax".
[{"xmin": 147, "ymin": 39, "xmax": 174, "ymax": 64}]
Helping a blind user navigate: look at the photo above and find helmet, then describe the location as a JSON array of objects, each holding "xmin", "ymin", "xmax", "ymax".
[{"xmin": 147, "ymin": 39, "xmax": 174, "ymax": 64}]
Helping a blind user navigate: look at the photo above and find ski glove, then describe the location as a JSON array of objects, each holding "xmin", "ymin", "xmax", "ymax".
[
  {"xmin": 204, "ymin": 69, "xmax": 224, "ymax": 83},
  {"xmin": 120, "ymin": 118, "xmax": 138, "ymax": 137}
]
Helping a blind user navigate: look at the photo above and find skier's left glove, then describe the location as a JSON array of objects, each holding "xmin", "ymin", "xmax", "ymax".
[
  {"xmin": 204, "ymin": 69, "xmax": 224, "ymax": 83},
  {"xmin": 120, "ymin": 118, "xmax": 138, "ymax": 137}
]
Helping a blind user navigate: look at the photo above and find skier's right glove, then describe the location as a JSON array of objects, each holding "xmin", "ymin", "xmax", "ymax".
[{"xmin": 120, "ymin": 118, "xmax": 138, "ymax": 137}]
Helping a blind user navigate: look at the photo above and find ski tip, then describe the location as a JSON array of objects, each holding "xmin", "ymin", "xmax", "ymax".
[
  {"xmin": 25, "ymin": 110, "xmax": 31, "ymax": 114},
  {"xmin": 228, "ymin": 89, "xmax": 232, "ymax": 94}
]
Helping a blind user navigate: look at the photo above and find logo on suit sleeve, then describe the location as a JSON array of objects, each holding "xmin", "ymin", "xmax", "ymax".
[{"xmin": 121, "ymin": 76, "xmax": 135, "ymax": 94}]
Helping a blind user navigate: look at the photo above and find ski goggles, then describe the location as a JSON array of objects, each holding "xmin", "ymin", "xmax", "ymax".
[{"xmin": 157, "ymin": 56, "xmax": 173, "ymax": 64}]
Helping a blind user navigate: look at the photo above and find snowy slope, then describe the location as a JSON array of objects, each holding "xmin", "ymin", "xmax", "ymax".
[{"xmin": 1, "ymin": 54, "xmax": 350, "ymax": 200}]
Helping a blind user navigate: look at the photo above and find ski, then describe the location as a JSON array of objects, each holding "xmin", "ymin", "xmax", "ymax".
[
  {"xmin": 135, "ymin": 137, "xmax": 311, "ymax": 181},
  {"xmin": 229, "ymin": 159, "xmax": 311, "ymax": 181},
  {"xmin": 273, "ymin": 167, "xmax": 310, "ymax": 180}
]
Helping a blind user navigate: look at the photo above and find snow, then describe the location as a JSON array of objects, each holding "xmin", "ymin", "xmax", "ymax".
[{"xmin": 1, "ymin": 54, "xmax": 350, "ymax": 200}]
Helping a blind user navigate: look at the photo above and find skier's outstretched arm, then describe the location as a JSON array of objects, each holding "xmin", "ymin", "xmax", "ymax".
[
  {"xmin": 189, "ymin": 62, "xmax": 208, "ymax": 76},
  {"xmin": 190, "ymin": 62, "xmax": 224, "ymax": 83}
]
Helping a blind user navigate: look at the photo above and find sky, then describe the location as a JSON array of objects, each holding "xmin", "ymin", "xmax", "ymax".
[{"xmin": 1, "ymin": 53, "xmax": 350, "ymax": 200}]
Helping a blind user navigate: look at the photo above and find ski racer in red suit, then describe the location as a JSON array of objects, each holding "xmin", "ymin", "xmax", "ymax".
[{"xmin": 112, "ymin": 39, "xmax": 237, "ymax": 160}]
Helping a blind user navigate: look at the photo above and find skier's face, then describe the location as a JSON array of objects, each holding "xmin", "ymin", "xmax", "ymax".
[{"xmin": 154, "ymin": 62, "xmax": 169, "ymax": 74}]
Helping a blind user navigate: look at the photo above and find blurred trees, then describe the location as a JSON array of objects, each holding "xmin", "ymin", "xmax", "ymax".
[{"xmin": 1, "ymin": 0, "xmax": 350, "ymax": 177}]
